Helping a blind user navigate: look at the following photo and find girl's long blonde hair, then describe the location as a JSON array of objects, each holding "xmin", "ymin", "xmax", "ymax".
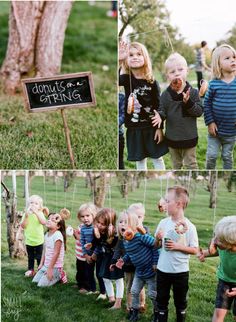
[
  {"xmin": 122, "ymin": 42, "xmax": 154, "ymax": 83},
  {"xmin": 211, "ymin": 44, "xmax": 236, "ymax": 79}
]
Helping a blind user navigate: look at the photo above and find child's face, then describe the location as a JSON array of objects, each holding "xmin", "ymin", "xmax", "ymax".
[
  {"xmin": 164, "ymin": 191, "xmax": 179, "ymax": 215},
  {"xmin": 166, "ymin": 60, "xmax": 188, "ymax": 83},
  {"xmin": 127, "ymin": 47, "xmax": 145, "ymax": 69},
  {"xmin": 97, "ymin": 217, "xmax": 106, "ymax": 234},
  {"xmin": 136, "ymin": 210, "xmax": 145, "ymax": 225},
  {"xmin": 219, "ymin": 48, "xmax": 236, "ymax": 74},
  {"xmin": 80, "ymin": 211, "xmax": 93, "ymax": 226},
  {"xmin": 118, "ymin": 214, "xmax": 128, "ymax": 236},
  {"xmin": 215, "ymin": 238, "xmax": 236, "ymax": 252},
  {"xmin": 29, "ymin": 198, "xmax": 41, "ymax": 210},
  {"xmin": 46, "ymin": 214, "xmax": 60, "ymax": 230}
]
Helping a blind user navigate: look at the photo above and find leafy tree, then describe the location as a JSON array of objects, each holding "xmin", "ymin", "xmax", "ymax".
[{"xmin": 217, "ymin": 23, "xmax": 236, "ymax": 48}]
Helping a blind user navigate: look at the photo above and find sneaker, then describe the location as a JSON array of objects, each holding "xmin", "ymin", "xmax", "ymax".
[
  {"xmin": 86, "ymin": 291, "xmax": 99, "ymax": 295},
  {"xmin": 96, "ymin": 293, "xmax": 107, "ymax": 300},
  {"xmin": 24, "ymin": 270, "xmax": 35, "ymax": 277},
  {"xmin": 79, "ymin": 288, "xmax": 88, "ymax": 294}
]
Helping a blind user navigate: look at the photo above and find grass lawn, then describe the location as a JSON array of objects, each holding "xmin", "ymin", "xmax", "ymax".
[
  {"xmin": 123, "ymin": 70, "xmax": 236, "ymax": 170},
  {"xmin": 0, "ymin": 1, "xmax": 117, "ymax": 169},
  {"xmin": 1, "ymin": 172, "xmax": 236, "ymax": 322}
]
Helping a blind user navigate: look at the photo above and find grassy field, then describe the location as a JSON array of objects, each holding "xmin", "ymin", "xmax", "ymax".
[
  {"xmin": 1, "ymin": 172, "xmax": 236, "ymax": 322},
  {"xmin": 123, "ymin": 70, "xmax": 236, "ymax": 170},
  {"xmin": 0, "ymin": 1, "xmax": 117, "ymax": 169}
]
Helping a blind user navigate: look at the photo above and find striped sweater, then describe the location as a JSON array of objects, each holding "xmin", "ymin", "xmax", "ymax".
[
  {"xmin": 75, "ymin": 224, "xmax": 85, "ymax": 261},
  {"xmin": 80, "ymin": 224, "xmax": 94, "ymax": 256},
  {"xmin": 123, "ymin": 232, "xmax": 159, "ymax": 279},
  {"xmin": 204, "ymin": 78, "xmax": 236, "ymax": 137}
]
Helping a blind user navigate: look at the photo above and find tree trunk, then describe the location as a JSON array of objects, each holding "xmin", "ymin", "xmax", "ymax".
[
  {"xmin": 208, "ymin": 171, "xmax": 217, "ymax": 209},
  {"xmin": 1, "ymin": 178, "xmax": 26, "ymax": 258},
  {"xmin": 94, "ymin": 172, "xmax": 107, "ymax": 208},
  {"xmin": 0, "ymin": 0, "xmax": 73, "ymax": 94}
]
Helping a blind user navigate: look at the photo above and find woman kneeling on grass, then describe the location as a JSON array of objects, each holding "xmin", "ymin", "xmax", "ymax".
[{"xmin": 32, "ymin": 212, "xmax": 68, "ymax": 287}]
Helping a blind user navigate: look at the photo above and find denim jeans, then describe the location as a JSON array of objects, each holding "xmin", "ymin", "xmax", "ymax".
[
  {"xmin": 206, "ymin": 134, "xmax": 236, "ymax": 169},
  {"xmin": 131, "ymin": 275, "xmax": 156, "ymax": 309}
]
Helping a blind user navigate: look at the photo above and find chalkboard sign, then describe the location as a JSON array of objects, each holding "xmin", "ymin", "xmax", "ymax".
[{"xmin": 22, "ymin": 72, "xmax": 96, "ymax": 113}]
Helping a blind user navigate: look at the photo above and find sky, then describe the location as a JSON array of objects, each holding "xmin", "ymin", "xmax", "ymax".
[{"xmin": 164, "ymin": 0, "xmax": 236, "ymax": 48}]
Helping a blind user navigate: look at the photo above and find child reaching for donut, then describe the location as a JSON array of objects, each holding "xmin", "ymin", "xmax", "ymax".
[
  {"xmin": 198, "ymin": 216, "xmax": 236, "ymax": 322},
  {"xmin": 32, "ymin": 209, "xmax": 69, "ymax": 287},
  {"xmin": 20, "ymin": 195, "xmax": 48, "ymax": 277},
  {"xmin": 154, "ymin": 186, "xmax": 199, "ymax": 322},
  {"xmin": 115, "ymin": 209, "xmax": 159, "ymax": 321},
  {"xmin": 152, "ymin": 53, "xmax": 203, "ymax": 169}
]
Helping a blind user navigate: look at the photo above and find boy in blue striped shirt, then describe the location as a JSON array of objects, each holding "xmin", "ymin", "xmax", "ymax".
[{"xmin": 204, "ymin": 44, "xmax": 236, "ymax": 169}]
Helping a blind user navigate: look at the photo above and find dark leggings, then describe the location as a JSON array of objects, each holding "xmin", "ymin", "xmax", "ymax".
[
  {"xmin": 156, "ymin": 269, "xmax": 189, "ymax": 312},
  {"xmin": 26, "ymin": 244, "xmax": 43, "ymax": 270}
]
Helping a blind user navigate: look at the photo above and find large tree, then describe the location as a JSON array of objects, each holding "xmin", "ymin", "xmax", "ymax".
[{"xmin": 0, "ymin": 1, "xmax": 73, "ymax": 94}]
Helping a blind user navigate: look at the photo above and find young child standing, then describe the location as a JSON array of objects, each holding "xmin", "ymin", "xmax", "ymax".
[
  {"xmin": 21, "ymin": 195, "xmax": 47, "ymax": 277},
  {"xmin": 154, "ymin": 186, "xmax": 199, "ymax": 322},
  {"xmin": 93, "ymin": 208, "xmax": 124, "ymax": 309},
  {"xmin": 153, "ymin": 53, "xmax": 203, "ymax": 169},
  {"xmin": 204, "ymin": 44, "xmax": 236, "ymax": 169},
  {"xmin": 198, "ymin": 216, "xmax": 236, "ymax": 322},
  {"xmin": 115, "ymin": 209, "xmax": 159, "ymax": 322},
  {"xmin": 32, "ymin": 211, "xmax": 67, "ymax": 287},
  {"xmin": 119, "ymin": 41, "xmax": 168, "ymax": 170}
]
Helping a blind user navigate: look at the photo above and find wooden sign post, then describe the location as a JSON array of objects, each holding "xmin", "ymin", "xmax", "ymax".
[{"xmin": 22, "ymin": 72, "xmax": 96, "ymax": 168}]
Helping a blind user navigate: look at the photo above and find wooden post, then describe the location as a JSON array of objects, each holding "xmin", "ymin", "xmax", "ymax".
[{"xmin": 61, "ymin": 109, "xmax": 75, "ymax": 169}]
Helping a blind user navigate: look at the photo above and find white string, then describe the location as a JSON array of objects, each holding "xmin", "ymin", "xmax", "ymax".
[
  {"xmin": 55, "ymin": 175, "xmax": 58, "ymax": 211},
  {"xmin": 43, "ymin": 173, "xmax": 46, "ymax": 205},
  {"xmin": 143, "ymin": 177, "xmax": 147, "ymax": 207},
  {"xmin": 188, "ymin": 170, "xmax": 192, "ymax": 191},
  {"xmin": 71, "ymin": 183, "xmax": 77, "ymax": 219}
]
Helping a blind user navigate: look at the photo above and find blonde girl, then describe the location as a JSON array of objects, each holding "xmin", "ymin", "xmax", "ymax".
[
  {"xmin": 119, "ymin": 41, "xmax": 168, "ymax": 170},
  {"xmin": 204, "ymin": 44, "xmax": 236, "ymax": 169},
  {"xmin": 93, "ymin": 208, "xmax": 124, "ymax": 309},
  {"xmin": 21, "ymin": 195, "xmax": 47, "ymax": 277},
  {"xmin": 32, "ymin": 211, "xmax": 67, "ymax": 287},
  {"xmin": 198, "ymin": 216, "xmax": 236, "ymax": 322}
]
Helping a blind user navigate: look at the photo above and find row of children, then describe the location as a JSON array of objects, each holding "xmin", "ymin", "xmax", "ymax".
[
  {"xmin": 118, "ymin": 42, "xmax": 236, "ymax": 170},
  {"xmin": 21, "ymin": 190, "xmax": 236, "ymax": 322}
]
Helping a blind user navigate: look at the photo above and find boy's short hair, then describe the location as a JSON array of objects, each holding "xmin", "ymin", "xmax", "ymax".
[
  {"xmin": 77, "ymin": 202, "xmax": 97, "ymax": 219},
  {"xmin": 168, "ymin": 186, "xmax": 189, "ymax": 209},
  {"xmin": 214, "ymin": 215, "xmax": 236, "ymax": 246},
  {"xmin": 164, "ymin": 52, "xmax": 188, "ymax": 72},
  {"xmin": 128, "ymin": 203, "xmax": 145, "ymax": 216}
]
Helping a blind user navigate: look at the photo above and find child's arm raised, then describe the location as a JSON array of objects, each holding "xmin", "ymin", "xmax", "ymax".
[
  {"xmin": 31, "ymin": 205, "xmax": 46, "ymax": 225},
  {"xmin": 47, "ymin": 240, "xmax": 62, "ymax": 280},
  {"xmin": 21, "ymin": 212, "xmax": 29, "ymax": 229}
]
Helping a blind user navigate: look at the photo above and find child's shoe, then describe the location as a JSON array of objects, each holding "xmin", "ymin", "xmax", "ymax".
[
  {"xmin": 24, "ymin": 270, "xmax": 35, "ymax": 277},
  {"xmin": 96, "ymin": 293, "xmax": 107, "ymax": 300},
  {"xmin": 79, "ymin": 288, "xmax": 88, "ymax": 294},
  {"xmin": 129, "ymin": 308, "xmax": 139, "ymax": 321}
]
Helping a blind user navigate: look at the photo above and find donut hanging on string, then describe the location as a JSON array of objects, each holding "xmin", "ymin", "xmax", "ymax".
[{"xmin": 170, "ymin": 78, "xmax": 183, "ymax": 92}]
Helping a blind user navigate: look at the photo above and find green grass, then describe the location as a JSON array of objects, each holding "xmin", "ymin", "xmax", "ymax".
[
  {"xmin": 1, "ymin": 172, "xmax": 236, "ymax": 322},
  {"xmin": 123, "ymin": 69, "xmax": 236, "ymax": 169},
  {"xmin": 0, "ymin": 1, "xmax": 117, "ymax": 169}
]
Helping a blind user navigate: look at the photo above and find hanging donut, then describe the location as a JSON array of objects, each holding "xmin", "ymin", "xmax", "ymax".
[
  {"xmin": 123, "ymin": 228, "xmax": 135, "ymax": 241},
  {"xmin": 127, "ymin": 93, "xmax": 135, "ymax": 114},
  {"xmin": 175, "ymin": 220, "xmax": 188, "ymax": 234},
  {"xmin": 170, "ymin": 78, "xmax": 183, "ymax": 92}
]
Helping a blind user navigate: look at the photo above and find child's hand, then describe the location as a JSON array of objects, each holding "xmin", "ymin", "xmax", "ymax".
[
  {"xmin": 109, "ymin": 264, "xmax": 116, "ymax": 271},
  {"xmin": 85, "ymin": 243, "xmax": 92, "ymax": 250},
  {"xmin": 165, "ymin": 239, "xmax": 178, "ymax": 251},
  {"xmin": 156, "ymin": 229, "xmax": 164, "ymax": 240},
  {"xmin": 154, "ymin": 129, "xmax": 163, "ymax": 144},
  {"xmin": 208, "ymin": 122, "xmax": 218, "ymax": 137},
  {"xmin": 151, "ymin": 110, "xmax": 162, "ymax": 128},
  {"xmin": 152, "ymin": 264, "xmax": 157, "ymax": 272},
  {"xmin": 116, "ymin": 258, "xmax": 124, "ymax": 269},
  {"xmin": 226, "ymin": 287, "xmax": 236, "ymax": 297},
  {"xmin": 73, "ymin": 229, "xmax": 80, "ymax": 239},
  {"xmin": 85, "ymin": 254, "xmax": 92, "ymax": 264},
  {"xmin": 38, "ymin": 264, "xmax": 43, "ymax": 271},
  {"xmin": 91, "ymin": 253, "xmax": 97, "ymax": 262},
  {"xmin": 46, "ymin": 268, "xmax": 53, "ymax": 281},
  {"xmin": 182, "ymin": 88, "xmax": 190, "ymax": 103},
  {"xmin": 197, "ymin": 247, "xmax": 206, "ymax": 262},
  {"xmin": 119, "ymin": 41, "xmax": 128, "ymax": 62}
]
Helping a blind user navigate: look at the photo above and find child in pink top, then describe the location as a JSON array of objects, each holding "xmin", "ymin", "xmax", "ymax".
[{"xmin": 32, "ymin": 212, "xmax": 67, "ymax": 287}]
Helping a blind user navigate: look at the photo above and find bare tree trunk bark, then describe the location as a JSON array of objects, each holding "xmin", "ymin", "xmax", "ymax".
[
  {"xmin": 94, "ymin": 172, "xmax": 107, "ymax": 208},
  {"xmin": 1, "ymin": 177, "xmax": 26, "ymax": 258},
  {"xmin": 0, "ymin": 0, "xmax": 73, "ymax": 94}
]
